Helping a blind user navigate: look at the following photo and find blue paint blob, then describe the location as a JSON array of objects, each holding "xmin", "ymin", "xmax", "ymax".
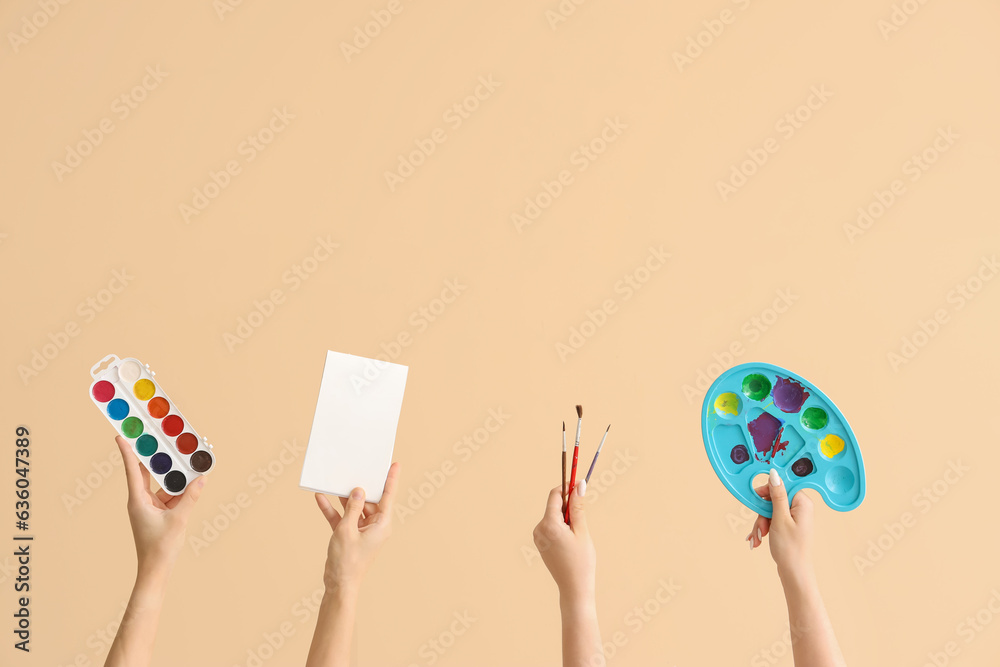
[
  {"xmin": 107, "ymin": 399, "xmax": 130, "ymax": 420},
  {"xmin": 150, "ymin": 453, "xmax": 172, "ymax": 474}
]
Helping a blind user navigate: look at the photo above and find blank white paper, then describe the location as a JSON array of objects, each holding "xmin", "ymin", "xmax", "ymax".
[{"xmin": 299, "ymin": 350, "xmax": 408, "ymax": 502}]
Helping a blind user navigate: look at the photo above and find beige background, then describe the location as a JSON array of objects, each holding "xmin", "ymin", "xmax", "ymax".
[{"xmin": 3, "ymin": 0, "xmax": 999, "ymax": 665}]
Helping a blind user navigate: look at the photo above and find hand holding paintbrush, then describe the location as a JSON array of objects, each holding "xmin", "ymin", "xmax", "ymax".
[{"xmin": 563, "ymin": 406, "xmax": 610, "ymax": 525}]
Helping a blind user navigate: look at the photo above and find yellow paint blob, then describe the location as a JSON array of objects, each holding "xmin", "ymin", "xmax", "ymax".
[
  {"xmin": 714, "ymin": 392, "xmax": 740, "ymax": 417},
  {"xmin": 819, "ymin": 434, "xmax": 845, "ymax": 458},
  {"xmin": 133, "ymin": 379, "xmax": 156, "ymax": 401}
]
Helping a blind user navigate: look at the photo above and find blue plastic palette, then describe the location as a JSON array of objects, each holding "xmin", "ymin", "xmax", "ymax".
[{"xmin": 701, "ymin": 362, "xmax": 865, "ymax": 518}]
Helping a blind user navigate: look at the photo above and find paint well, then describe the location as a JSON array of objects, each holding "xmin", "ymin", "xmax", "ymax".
[
  {"xmin": 176, "ymin": 433, "xmax": 198, "ymax": 455},
  {"xmin": 714, "ymin": 392, "xmax": 740, "ymax": 417},
  {"xmin": 122, "ymin": 417, "xmax": 144, "ymax": 439},
  {"xmin": 147, "ymin": 397, "xmax": 169, "ymax": 419},
  {"xmin": 136, "ymin": 434, "xmax": 158, "ymax": 457},
  {"xmin": 107, "ymin": 399, "xmax": 130, "ymax": 420},
  {"xmin": 741, "ymin": 374, "xmax": 771, "ymax": 401},
  {"xmin": 801, "ymin": 407, "xmax": 828, "ymax": 430},
  {"xmin": 163, "ymin": 471, "xmax": 186, "ymax": 493},
  {"xmin": 825, "ymin": 466, "xmax": 855, "ymax": 494},
  {"xmin": 190, "ymin": 450, "xmax": 213, "ymax": 472},
  {"xmin": 161, "ymin": 415, "xmax": 183, "ymax": 437},
  {"xmin": 133, "ymin": 379, "xmax": 155, "ymax": 401},
  {"xmin": 119, "ymin": 361, "xmax": 142, "ymax": 383},
  {"xmin": 791, "ymin": 457, "xmax": 814, "ymax": 476},
  {"xmin": 773, "ymin": 376, "xmax": 810, "ymax": 413},
  {"xmin": 748, "ymin": 412, "xmax": 782, "ymax": 453},
  {"xmin": 819, "ymin": 434, "xmax": 845, "ymax": 458},
  {"xmin": 150, "ymin": 452, "xmax": 172, "ymax": 474},
  {"xmin": 92, "ymin": 381, "xmax": 115, "ymax": 402}
]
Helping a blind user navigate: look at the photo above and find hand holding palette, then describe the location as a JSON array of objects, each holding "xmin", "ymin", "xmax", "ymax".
[
  {"xmin": 89, "ymin": 355, "xmax": 215, "ymax": 495},
  {"xmin": 701, "ymin": 362, "xmax": 865, "ymax": 518}
]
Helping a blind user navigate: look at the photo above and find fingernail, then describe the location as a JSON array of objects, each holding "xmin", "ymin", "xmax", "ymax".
[
  {"xmin": 756, "ymin": 528, "xmax": 762, "ymax": 542},
  {"xmin": 769, "ymin": 468, "xmax": 782, "ymax": 487},
  {"xmin": 351, "ymin": 488, "xmax": 364, "ymax": 500},
  {"xmin": 577, "ymin": 480, "xmax": 587, "ymax": 497},
  {"xmin": 749, "ymin": 539, "xmax": 754, "ymax": 551}
]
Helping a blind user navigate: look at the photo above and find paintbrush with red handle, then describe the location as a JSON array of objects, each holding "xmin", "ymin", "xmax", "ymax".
[{"xmin": 564, "ymin": 405, "xmax": 582, "ymax": 524}]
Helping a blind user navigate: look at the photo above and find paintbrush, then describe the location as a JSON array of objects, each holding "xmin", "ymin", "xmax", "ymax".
[
  {"xmin": 564, "ymin": 405, "xmax": 582, "ymax": 524},
  {"xmin": 585, "ymin": 425, "xmax": 610, "ymax": 483},
  {"xmin": 562, "ymin": 421, "xmax": 567, "ymax": 514}
]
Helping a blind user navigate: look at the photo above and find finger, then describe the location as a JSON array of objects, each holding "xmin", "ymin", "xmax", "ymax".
[
  {"xmin": 316, "ymin": 493, "xmax": 342, "ymax": 531},
  {"xmin": 789, "ymin": 488, "xmax": 814, "ymax": 524},
  {"xmin": 567, "ymin": 479, "xmax": 588, "ymax": 534},
  {"xmin": 747, "ymin": 515, "xmax": 770, "ymax": 549},
  {"xmin": 754, "ymin": 484, "xmax": 771, "ymax": 501},
  {"xmin": 172, "ymin": 476, "xmax": 206, "ymax": 517},
  {"xmin": 544, "ymin": 485, "xmax": 563, "ymax": 520},
  {"xmin": 377, "ymin": 462, "xmax": 401, "ymax": 517},
  {"xmin": 115, "ymin": 436, "xmax": 147, "ymax": 503},
  {"xmin": 341, "ymin": 487, "xmax": 366, "ymax": 529},
  {"xmin": 767, "ymin": 468, "xmax": 792, "ymax": 524}
]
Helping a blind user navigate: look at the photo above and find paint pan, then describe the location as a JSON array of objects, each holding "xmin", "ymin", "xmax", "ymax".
[
  {"xmin": 89, "ymin": 354, "xmax": 215, "ymax": 495},
  {"xmin": 701, "ymin": 362, "xmax": 865, "ymax": 517}
]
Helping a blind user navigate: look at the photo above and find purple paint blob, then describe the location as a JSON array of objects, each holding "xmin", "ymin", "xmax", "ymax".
[
  {"xmin": 730, "ymin": 445, "xmax": 749, "ymax": 464},
  {"xmin": 748, "ymin": 412, "xmax": 782, "ymax": 453},
  {"xmin": 773, "ymin": 376, "xmax": 810, "ymax": 413}
]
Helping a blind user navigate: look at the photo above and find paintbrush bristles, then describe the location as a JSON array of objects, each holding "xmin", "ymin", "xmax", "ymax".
[
  {"xmin": 576, "ymin": 405, "xmax": 583, "ymax": 418},
  {"xmin": 562, "ymin": 421, "xmax": 566, "ymax": 451}
]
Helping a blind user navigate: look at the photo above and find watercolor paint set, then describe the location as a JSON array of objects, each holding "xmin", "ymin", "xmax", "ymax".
[
  {"xmin": 701, "ymin": 362, "xmax": 865, "ymax": 517},
  {"xmin": 89, "ymin": 355, "xmax": 215, "ymax": 495}
]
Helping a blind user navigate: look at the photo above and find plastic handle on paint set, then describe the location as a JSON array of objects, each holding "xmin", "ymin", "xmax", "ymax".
[{"xmin": 90, "ymin": 354, "xmax": 120, "ymax": 379}]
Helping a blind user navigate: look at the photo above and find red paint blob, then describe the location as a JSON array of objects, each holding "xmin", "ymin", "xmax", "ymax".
[
  {"xmin": 92, "ymin": 381, "xmax": 115, "ymax": 402},
  {"xmin": 176, "ymin": 432, "xmax": 198, "ymax": 455},
  {"xmin": 147, "ymin": 397, "xmax": 169, "ymax": 419},
  {"xmin": 162, "ymin": 415, "xmax": 184, "ymax": 437}
]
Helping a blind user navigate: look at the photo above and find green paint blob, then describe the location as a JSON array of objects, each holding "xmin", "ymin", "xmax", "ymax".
[
  {"xmin": 122, "ymin": 417, "xmax": 144, "ymax": 439},
  {"xmin": 136, "ymin": 434, "xmax": 158, "ymax": 457},
  {"xmin": 741, "ymin": 374, "xmax": 771, "ymax": 401},
  {"xmin": 801, "ymin": 407, "xmax": 828, "ymax": 430}
]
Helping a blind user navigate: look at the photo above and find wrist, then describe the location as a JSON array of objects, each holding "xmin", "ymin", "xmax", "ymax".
[
  {"xmin": 559, "ymin": 588, "xmax": 597, "ymax": 616},
  {"xmin": 324, "ymin": 576, "xmax": 362, "ymax": 601},
  {"xmin": 778, "ymin": 563, "xmax": 818, "ymax": 599}
]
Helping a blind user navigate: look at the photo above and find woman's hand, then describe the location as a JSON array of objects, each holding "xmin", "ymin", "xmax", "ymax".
[
  {"xmin": 747, "ymin": 468, "xmax": 814, "ymax": 581},
  {"xmin": 533, "ymin": 480, "xmax": 596, "ymax": 604},
  {"xmin": 315, "ymin": 462, "xmax": 400, "ymax": 593},
  {"xmin": 116, "ymin": 436, "xmax": 205, "ymax": 577}
]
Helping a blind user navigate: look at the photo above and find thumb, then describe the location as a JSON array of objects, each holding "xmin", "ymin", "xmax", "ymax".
[
  {"xmin": 173, "ymin": 476, "xmax": 206, "ymax": 517},
  {"xmin": 341, "ymin": 487, "xmax": 366, "ymax": 529},
  {"xmin": 767, "ymin": 468, "xmax": 792, "ymax": 524},
  {"xmin": 568, "ymin": 479, "xmax": 588, "ymax": 534}
]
